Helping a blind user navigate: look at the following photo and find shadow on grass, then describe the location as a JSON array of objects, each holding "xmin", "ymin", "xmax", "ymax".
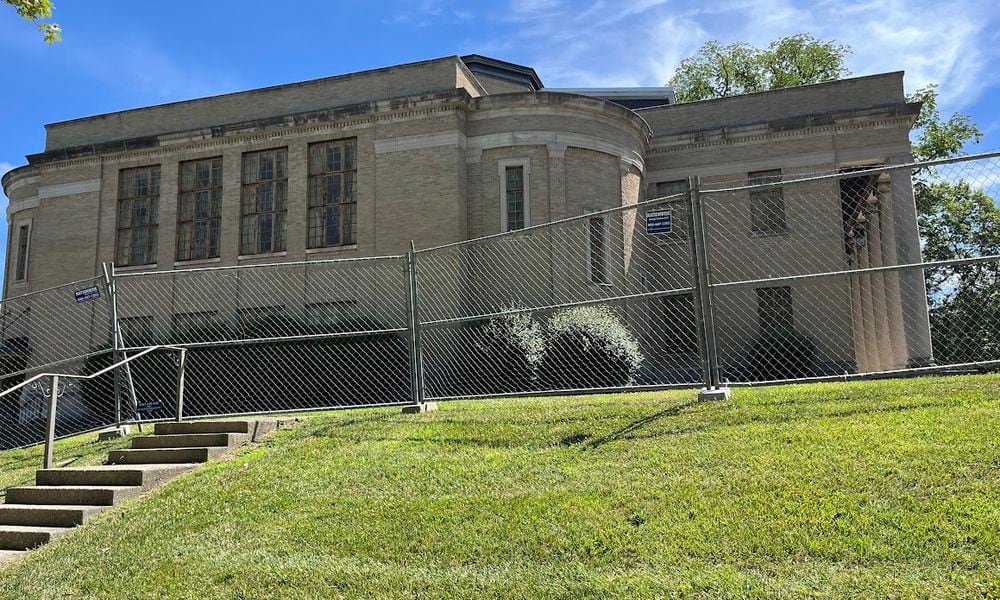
[{"xmin": 583, "ymin": 400, "xmax": 701, "ymax": 450}]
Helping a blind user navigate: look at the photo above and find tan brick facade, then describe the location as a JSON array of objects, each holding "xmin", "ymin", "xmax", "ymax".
[{"xmin": 2, "ymin": 56, "xmax": 929, "ymax": 376}]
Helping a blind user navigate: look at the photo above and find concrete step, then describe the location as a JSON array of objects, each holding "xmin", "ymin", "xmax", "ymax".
[
  {"xmin": 131, "ymin": 433, "xmax": 248, "ymax": 450},
  {"xmin": 5, "ymin": 485, "xmax": 141, "ymax": 506},
  {"xmin": 0, "ymin": 504, "xmax": 107, "ymax": 527},
  {"xmin": 154, "ymin": 420, "xmax": 253, "ymax": 435},
  {"xmin": 36, "ymin": 464, "xmax": 199, "ymax": 488},
  {"xmin": 0, "ymin": 525, "xmax": 72, "ymax": 550},
  {"xmin": 0, "ymin": 549, "xmax": 27, "ymax": 564},
  {"xmin": 106, "ymin": 447, "xmax": 227, "ymax": 465}
]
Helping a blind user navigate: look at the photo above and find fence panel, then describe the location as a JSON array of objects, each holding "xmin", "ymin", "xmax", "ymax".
[
  {"xmin": 415, "ymin": 193, "xmax": 703, "ymax": 398},
  {"xmin": 112, "ymin": 257, "xmax": 412, "ymax": 418},
  {"xmin": 700, "ymin": 154, "xmax": 1000, "ymax": 383}
]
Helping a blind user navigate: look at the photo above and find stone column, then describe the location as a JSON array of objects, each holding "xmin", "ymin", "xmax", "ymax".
[{"xmin": 888, "ymin": 155, "xmax": 934, "ymax": 366}]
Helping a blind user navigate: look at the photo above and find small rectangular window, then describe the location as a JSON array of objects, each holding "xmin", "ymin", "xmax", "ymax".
[
  {"xmin": 241, "ymin": 148, "xmax": 288, "ymax": 255},
  {"xmin": 505, "ymin": 166, "xmax": 525, "ymax": 231},
  {"xmin": 307, "ymin": 139, "xmax": 358, "ymax": 249},
  {"xmin": 177, "ymin": 157, "xmax": 223, "ymax": 261},
  {"xmin": 748, "ymin": 169, "xmax": 786, "ymax": 234},
  {"xmin": 588, "ymin": 216, "xmax": 609, "ymax": 285},
  {"xmin": 116, "ymin": 165, "xmax": 160, "ymax": 266},
  {"xmin": 14, "ymin": 224, "xmax": 30, "ymax": 281},
  {"xmin": 662, "ymin": 293, "xmax": 698, "ymax": 354},
  {"xmin": 119, "ymin": 316, "xmax": 155, "ymax": 345},
  {"xmin": 170, "ymin": 311, "xmax": 219, "ymax": 339},
  {"xmin": 757, "ymin": 286, "xmax": 794, "ymax": 334}
]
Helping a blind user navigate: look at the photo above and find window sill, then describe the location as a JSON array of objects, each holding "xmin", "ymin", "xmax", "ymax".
[
  {"xmin": 10, "ymin": 280, "xmax": 28, "ymax": 289},
  {"xmin": 237, "ymin": 251, "xmax": 288, "ymax": 261},
  {"xmin": 114, "ymin": 263, "xmax": 157, "ymax": 273},
  {"xmin": 174, "ymin": 257, "xmax": 222, "ymax": 268},
  {"xmin": 750, "ymin": 230, "xmax": 789, "ymax": 239},
  {"xmin": 305, "ymin": 244, "xmax": 358, "ymax": 255}
]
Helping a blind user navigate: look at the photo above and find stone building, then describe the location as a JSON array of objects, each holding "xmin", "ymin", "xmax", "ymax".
[{"xmin": 1, "ymin": 54, "xmax": 931, "ymax": 384}]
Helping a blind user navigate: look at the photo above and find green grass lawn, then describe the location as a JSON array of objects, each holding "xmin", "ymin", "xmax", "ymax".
[{"xmin": 0, "ymin": 375, "xmax": 998, "ymax": 598}]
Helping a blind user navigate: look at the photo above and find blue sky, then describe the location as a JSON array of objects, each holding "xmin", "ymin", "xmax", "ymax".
[{"xmin": 2, "ymin": 0, "xmax": 999, "ymax": 276}]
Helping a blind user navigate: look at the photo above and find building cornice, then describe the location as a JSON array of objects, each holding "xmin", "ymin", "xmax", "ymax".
[
  {"xmin": 27, "ymin": 89, "xmax": 475, "ymax": 167},
  {"xmin": 649, "ymin": 109, "xmax": 918, "ymax": 154},
  {"xmin": 17, "ymin": 95, "xmax": 473, "ymax": 178}
]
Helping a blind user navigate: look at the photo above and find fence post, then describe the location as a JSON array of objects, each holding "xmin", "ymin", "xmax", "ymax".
[
  {"xmin": 43, "ymin": 375, "xmax": 58, "ymax": 469},
  {"xmin": 685, "ymin": 183, "xmax": 711, "ymax": 389},
  {"xmin": 101, "ymin": 263, "xmax": 123, "ymax": 426},
  {"xmin": 403, "ymin": 242, "xmax": 433, "ymax": 413},
  {"xmin": 175, "ymin": 348, "xmax": 187, "ymax": 423},
  {"xmin": 689, "ymin": 176, "xmax": 728, "ymax": 399}
]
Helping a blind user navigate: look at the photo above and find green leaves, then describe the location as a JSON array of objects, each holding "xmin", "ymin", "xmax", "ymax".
[
  {"xmin": 669, "ymin": 34, "xmax": 851, "ymax": 102},
  {"xmin": 4, "ymin": 0, "xmax": 60, "ymax": 43},
  {"xmin": 907, "ymin": 84, "xmax": 983, "ymax": 163}
]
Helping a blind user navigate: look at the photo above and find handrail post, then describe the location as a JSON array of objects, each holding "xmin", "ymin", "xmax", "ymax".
[
  {"xmin": 175, "ymin": 348, "xmax": 186, "ymax": 423},
  {"xmin": 43, "ymin": 375, "xmax": 58, "ymax": 469}
]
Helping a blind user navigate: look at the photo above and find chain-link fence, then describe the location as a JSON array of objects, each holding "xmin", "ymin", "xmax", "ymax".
[{"xmin": 1, "ymin": 151, "xmax": 998, "ymax": 449}]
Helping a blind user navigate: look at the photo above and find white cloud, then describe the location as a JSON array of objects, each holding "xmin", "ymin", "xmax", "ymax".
[
  {"xmin": 493, "ymin": 0, "xmax": 999, "ymax": 114},
  {"xmin": 72, "ymin": 38, "xmax": 243, "ymax": 103}
]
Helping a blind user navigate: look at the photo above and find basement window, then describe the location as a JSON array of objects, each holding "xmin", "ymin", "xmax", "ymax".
[{"xmin": 757, "ymin": 286, "xmax": 794, "ymax": 334}]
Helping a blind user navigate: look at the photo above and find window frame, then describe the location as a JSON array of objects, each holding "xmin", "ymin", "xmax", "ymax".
[
  {"xmin": 586, "ymin": 212, "xmax": 611, "ymax": 286},
  {"xmin": 177, "ymin": 156, "xmax": 223, "ymax": 262},
  {"xmin": 240, "ymin": 147, "xmax": 289, "ymax": 256},
  {"xmin": 498, "ymin": 158, "xmax": 531, "ymax": 232},
  {"xmin": 748, "ymin": 169, "xmax": 787, "ymax": 235},
  {"xmin": 756, "ymin": 286, "xmax": 794, "ymax": 335},
  {"xmin": 11, "ymin": 220, "xmax": 32, "ymax": 283},
  {"xmin": 115, "ymin": 165, "xmax": 161, "ymax": 267},
  {"xmin": 307, "ymin": 138, "xmax": 358, "ymax": 249}
]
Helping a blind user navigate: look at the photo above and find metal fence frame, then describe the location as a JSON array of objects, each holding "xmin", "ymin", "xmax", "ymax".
[{"xmin": 2, "ymin": 150, "xmax": 999, "ymax": 454}]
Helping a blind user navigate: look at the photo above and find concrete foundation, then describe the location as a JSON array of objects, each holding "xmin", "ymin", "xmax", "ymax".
[
  {"xmin": 698, "ymin": 387, "xmax": 731, "ymax": 402},
  {"xmin": 401, "ymin": 402, "xmax": 439, "ymax": 414}
]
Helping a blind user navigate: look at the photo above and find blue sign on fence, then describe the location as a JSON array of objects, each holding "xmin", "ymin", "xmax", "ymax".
[
  {"xmin": 73, "ymin": 286, "xmax": 101, "ymax": 304},
  {"xmin": 136, "ymin": 401, "xmax": 163, "ymax": 414},
  {"xmin": 646, "ymin": 208, "xmax": 673, "ymax": 234}
]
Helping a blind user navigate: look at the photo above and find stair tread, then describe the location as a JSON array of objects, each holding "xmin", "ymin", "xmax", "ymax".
[
  {"xmin": 39, "ymin": 463, "xmax": 201, "ymax": 472},
  {"xmin": 0, "ymin": 549, "xmax": 27, "ymax": 561},
  {"xmin": 0, "ymin": 524, "xmax": 73, "ymax": 533},
  {"xmin": 0, "ymin": 503, "xmax": 105, "ymax": 511},
  {"xmin": 6, "ymin": 485, "xmax": 138, "ymax": 492}
]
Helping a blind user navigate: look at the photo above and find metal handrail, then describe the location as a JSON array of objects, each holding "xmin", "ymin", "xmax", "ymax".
[
  {"xmin": 0, "ymin": 344, "xmax": 187, "ymax": 469},
  {"xmin": 0, "ymin": 344, "xmax": 184, "ymax": 400}
]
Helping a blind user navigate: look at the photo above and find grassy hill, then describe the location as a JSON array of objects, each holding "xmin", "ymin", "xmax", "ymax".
[{"xmin": 0, "ymin": 375, "xmax": 997, "ymax": 598}]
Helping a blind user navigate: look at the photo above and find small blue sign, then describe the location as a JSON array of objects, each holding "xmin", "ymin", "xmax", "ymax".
[
  {"xmin": 73, "ymin": 286, "xmax": 101, "ymax": 304},
  {"xmin": 646, "ymin": 209, "xmax": 673, "ymax": 234},
  {"xmin": 136, "ymin": 401, "xmax": 163, "ymax": 414}
]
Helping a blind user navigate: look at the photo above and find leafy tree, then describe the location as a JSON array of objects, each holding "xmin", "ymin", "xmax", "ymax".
[
  {"xmin": 669, "ymin": 34, "xmax": 850, "ymax": 102},
  {"xmin": 4, "ymin": 0, "xmax": 60, "ymax": 43},
  {"xmin": 907, "ymin": 87, "xmax": 998, "ymax": 365}
]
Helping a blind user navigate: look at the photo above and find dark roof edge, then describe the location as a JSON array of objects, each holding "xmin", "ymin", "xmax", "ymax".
[{"xmin": 460, "ymin": 55, "xmax": 544, "ymax": 91}]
